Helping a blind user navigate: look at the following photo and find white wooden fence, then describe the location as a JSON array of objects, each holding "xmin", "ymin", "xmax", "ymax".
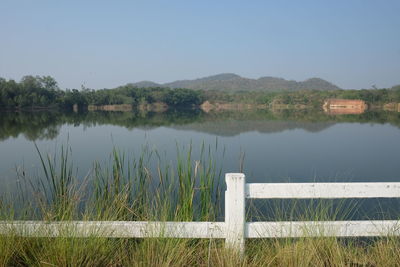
[{"xmin": 1, "ymin": 173, "xmax": 400, "ymax": 255}]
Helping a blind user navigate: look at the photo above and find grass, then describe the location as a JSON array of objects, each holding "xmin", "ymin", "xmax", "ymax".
[
  {"xmin": 1, "ymin": 234, "xmax": 400, "ymax": 266},
  {"xmin": 0, "ymin": 142, "xmax": 400, "ymax": 266}
]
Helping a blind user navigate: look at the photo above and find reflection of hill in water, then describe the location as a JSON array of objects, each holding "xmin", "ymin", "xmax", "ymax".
[
  {"xmin": 0, "ymin": 109, "xmax": 399, "ymax": 141},
  {"xmin": 171, "ymin": 120, "xmax": 335, "ymax": 136}
]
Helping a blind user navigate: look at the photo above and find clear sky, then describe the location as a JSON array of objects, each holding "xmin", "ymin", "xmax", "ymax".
[{"xmin": 1, "ymin": 0, "xmax": 399, "ymax": 89}]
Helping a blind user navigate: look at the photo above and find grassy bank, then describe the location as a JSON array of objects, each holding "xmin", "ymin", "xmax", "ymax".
[
  {"xmin": 1, "ymin": 234, "xmax": 400, "ymax": 266},
  {"xmin": 0, "ymin": 144, "xmax": 399, "ymax": 266}
]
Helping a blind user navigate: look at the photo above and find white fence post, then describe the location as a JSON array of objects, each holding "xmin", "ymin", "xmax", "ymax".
[{"xmin": 225, "ymin": 173, "xmax": 246, "ymax": 255}]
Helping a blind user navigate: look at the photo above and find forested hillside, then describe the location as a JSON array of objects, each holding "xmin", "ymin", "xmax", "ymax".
[
  {"xmin": 1, "ymin": 75, "xmax": 399, "ymax": 111},
  {"xmin": 131, "ymin": 73, "xmax": 341, "ymax": 91}
]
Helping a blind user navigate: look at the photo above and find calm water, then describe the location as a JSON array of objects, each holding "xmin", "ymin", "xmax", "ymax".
[
  {"xmin": 1, "ymin": 109, "xmax": 400, "ymax": 186},
  {"xmin": 1, "ymin": 109, "xmax": 400, "ymax": 219}
]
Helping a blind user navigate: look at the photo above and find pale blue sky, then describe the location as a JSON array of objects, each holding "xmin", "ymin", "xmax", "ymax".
[{"xmin": 0, "ymin": 0, "xmax": 399, "ymax": 89}]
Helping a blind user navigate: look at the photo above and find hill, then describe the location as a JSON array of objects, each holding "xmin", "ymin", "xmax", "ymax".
[{"xmin": 130, "ymin": 73, "xmax": 341, "ymax": 91}]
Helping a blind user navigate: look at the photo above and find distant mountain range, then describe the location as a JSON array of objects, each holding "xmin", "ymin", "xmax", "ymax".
[{"xmin": 128, "ymin": 73, "xmax": 342, "ymax": 91}]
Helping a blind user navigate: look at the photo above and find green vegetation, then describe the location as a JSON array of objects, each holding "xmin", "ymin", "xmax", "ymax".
[
  {"xmin": 8, "ymin": 142, "xmax": 224, "ymax": 222},
  {"xmin": 0, "ymin": 76, "xmax": 204, "ymax": 110},
  {"xmin": 0, "ymin": 144, "xmax": 399, "ymax": 266},
  {"xmin": 133, "ymin": 73, "xmax": 342, "ymax": 92},
  {"xmin": 1, "ymin": 75, "xmax": 400, "ymax": 111},
  {"xmin": 204, "ymin": 87, "xmax": 400, "ymax": 107},
  {"xmin": 0, "ymin": 76, "xmax": 62, "ymax": 109},
  {"xmin": 80, "ymin": 86, "xmax": 204, "ymax": 107}
]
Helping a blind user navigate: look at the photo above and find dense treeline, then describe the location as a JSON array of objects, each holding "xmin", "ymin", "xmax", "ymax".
[
  {"xmin": 1, "ymin": 75, "xmax": 400, "ymax": 110},
  {"xmin": 204, "ymin": 87, "xmax": 400, "ymax": 107},
  {"xmin": 270, "ymin": 88, "xmax": 400, "ymax": 107},
  {"xmin": 81, "ymin": 85, "xmax": 204, "ymax": 107},
  {"xmin": 0, "ymin": 76, "xmax": 62, "ymax": 109},
  {"xmin": 0, "ymin": 76, "xmax": 204, "ymax": 110}
]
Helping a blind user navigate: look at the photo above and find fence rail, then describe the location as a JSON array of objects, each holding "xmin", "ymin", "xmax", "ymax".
[
  {"xmin": 0, "ymin": 221, "xmax": 225, "ymax": 239},
  {"xmin": 1, "ymin": 173, "xmax": 400, "ymax": 254},
  {"xmin": 246, "ymin": 182, "xmax": 400, "ymax": 199}
]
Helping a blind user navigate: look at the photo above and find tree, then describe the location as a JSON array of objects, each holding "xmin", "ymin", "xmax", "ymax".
[{"xmin": 39, "ymin": 76, "xmax": 59, "ymax": 91}]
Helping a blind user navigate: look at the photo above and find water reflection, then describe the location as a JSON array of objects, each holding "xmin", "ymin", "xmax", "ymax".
[
  {"xmin": 324, "ymin": 108, "xmax": 366, "ymax": 115},
  {"xmin": 1, "ymin": 109, "xmax": 400, "ymax": 141},
  {"xmin": 323, "ymin": 99, "xmax": 367, "ymax": 115}
]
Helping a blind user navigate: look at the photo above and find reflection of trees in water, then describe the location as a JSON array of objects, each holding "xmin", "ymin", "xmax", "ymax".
[
  {"xmin": 23, "ymin": 124, "xmax": 60, "ymax": 141},
  {"xmin": 0, "ymin": 110, "xmax": 205, "ymax": 141},
  {"xmin": 0, "ymin": 112, "xmax": 62, "ymax": 141},
  {"xmin": 173, "ymin": 120, "xmax": 336, "ymax": 136},
  {"xmin": 174, "ymin": 109, "xmax": 400, "ymax": 136},
  {"xmin": 0, "ymin": 109, "xmax": 399, "ymax": 141}
]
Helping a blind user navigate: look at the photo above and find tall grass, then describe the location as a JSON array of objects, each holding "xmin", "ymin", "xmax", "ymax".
[
  {"xmin": 0, "ymin": 142, "xmax": 399, "ymax": 266},
  {"xmin": 2, "ymin": 234, "xmax": 400, "ymax": 266},
  {"xmin": 11, "ymin": 141, "xmax": 223, "ymax": 223}
]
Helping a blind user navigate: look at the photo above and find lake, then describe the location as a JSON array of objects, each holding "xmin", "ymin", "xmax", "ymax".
[{"xmin": 1, "ymin": 109, "xmax": 400, "ymax": 219}]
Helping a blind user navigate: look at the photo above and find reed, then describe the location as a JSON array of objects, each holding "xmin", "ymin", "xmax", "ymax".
[{"xmin": 0, "ymin": 142, "xmax": 399, "ymax": 266}]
